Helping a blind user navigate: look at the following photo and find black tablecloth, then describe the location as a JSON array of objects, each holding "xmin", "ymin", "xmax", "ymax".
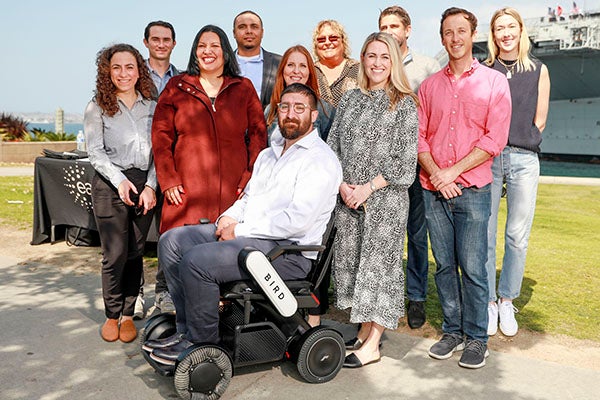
[{"xmin": 32, "ymin": 157, "xmax": 159, "ymax": 245}]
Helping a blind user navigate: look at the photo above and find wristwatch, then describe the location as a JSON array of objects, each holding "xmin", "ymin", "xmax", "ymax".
[{"xmin": 369, "ymin": 180, "xmax": 377, "ymax": 192}]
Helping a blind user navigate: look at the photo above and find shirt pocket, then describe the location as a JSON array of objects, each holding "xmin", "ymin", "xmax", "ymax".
[{"xmin": 462, "ymin": 101, "xmax": 488, "ymax": 131}]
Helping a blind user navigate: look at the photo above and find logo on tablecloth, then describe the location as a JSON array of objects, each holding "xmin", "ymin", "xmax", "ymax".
[{"xmin": 63, "ymin": 163, "xmax": 93, "ymax": 212}]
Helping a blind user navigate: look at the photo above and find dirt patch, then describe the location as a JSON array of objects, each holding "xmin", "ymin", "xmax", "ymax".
[{"xmin": 4, "ymin": 227, "xmax": 599, "ymax": 371}]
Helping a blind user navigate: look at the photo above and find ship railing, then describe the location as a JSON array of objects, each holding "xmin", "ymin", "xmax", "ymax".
[{"xmin": 559, "ymin": 25, "xmax": 600, "ymax": 50}]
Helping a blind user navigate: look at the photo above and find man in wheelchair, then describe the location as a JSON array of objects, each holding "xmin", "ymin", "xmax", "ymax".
[{"xmin": 143, "ymin": 83, "xmax": 342, "ymax": 365}]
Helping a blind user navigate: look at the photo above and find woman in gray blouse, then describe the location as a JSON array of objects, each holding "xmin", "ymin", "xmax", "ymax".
[
  {"xmin": 84, "ymin": 43, "xmax": 157, "ymax": 344},
  {"xmin": 327, "ymin": 32, "xmax": 418, "ymax": 368}
]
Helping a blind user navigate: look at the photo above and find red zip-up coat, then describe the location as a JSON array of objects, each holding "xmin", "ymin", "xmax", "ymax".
[{"xmin": 152, "ymin": 74, "xmax": 266, "ymax": 233}]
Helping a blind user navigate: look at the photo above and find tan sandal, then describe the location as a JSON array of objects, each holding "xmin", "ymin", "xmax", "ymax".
[
  {"xmin": 119, "ymin": 319, "xmax": 137, "ymax": 343},
  {"xmin": 101, "ymin": 318, "xmax": 119, "ymax": 342}
]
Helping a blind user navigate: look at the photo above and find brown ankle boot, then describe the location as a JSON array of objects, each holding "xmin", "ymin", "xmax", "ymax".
[
  {"xmin": 119, "ymin": 319, "xmax": 137, "ymax": 343},
  {"xmin": 101, "ymin": 319, "xmax": 119, "ymax": 342}
]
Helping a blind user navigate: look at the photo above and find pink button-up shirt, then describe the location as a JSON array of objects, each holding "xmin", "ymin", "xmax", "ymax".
[{"xmin": 417, "ymin": 59, "xmax": 511, "ymax": 190}]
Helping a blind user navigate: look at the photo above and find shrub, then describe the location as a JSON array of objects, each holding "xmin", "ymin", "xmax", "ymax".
[
  {"xmin": 0, "ymin": 112, "xmax": 29, "ymax": 141},
  {"xmin": 27, "ymin": 129, "xmax": 76, "ymax": 141}
]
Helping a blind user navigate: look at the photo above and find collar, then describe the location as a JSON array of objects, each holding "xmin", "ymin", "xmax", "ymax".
[
  {"xmin": 236, "ymin": 47, "xmax": 264, "ymax": 62},
  {"xmin": 402, "ymin": 49, "xmax": 413, "ymax": 66},
  {"xmin": 444, "ymin": 58, "xmax": 479, "ymax": 77},
  {"xmin": 145, "ymin": 59, "xmax": 177, "ymax": 76},
  {"xmin": 117, "ymin": 92, "xmax": 145, "ymax": 107},
  {"xmin": 270, "ymin": 128, "xmax": 321, "ymax": 159}
]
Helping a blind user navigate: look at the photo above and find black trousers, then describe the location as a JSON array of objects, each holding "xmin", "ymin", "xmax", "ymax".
[{"xmin": 92, "ymin": 169, "xmax": 154, "ymax": 319}]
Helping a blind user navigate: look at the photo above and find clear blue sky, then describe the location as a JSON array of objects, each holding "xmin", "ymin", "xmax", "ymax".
[{"xmin": 2, "ymin": 0, "xmax": 598, "ymax": 115}]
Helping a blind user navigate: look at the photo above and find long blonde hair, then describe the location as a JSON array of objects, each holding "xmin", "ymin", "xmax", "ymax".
[
  {"xmin": 485, "ymin": 7, "xmax": 536, "ymax": 72},
  {"xmin": 357, "ymin": 32, "xmax": 418, "ymax": 110}
]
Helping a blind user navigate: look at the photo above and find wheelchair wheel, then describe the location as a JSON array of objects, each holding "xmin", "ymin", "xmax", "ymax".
[
  {"xmin": 139, "ymin": 312, "xmax": 176, "ymax": 346},
  {"xmin": 174, "ymin": 345, "xmax": 233, "ymax": 400},
  {"xmin": 296, "ymin": 328, "xmax": 344, "ymax": 384}
]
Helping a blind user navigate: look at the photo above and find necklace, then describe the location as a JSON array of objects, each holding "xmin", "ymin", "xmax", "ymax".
[{"xmin": 497, "ymin": 58, "xmax": 518, "ymax": 79}]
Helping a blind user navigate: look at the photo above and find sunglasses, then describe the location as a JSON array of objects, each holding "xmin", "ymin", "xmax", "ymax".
[{"xmin": 316, "ymin": 35, "xmax": 341, "ymax": 44}]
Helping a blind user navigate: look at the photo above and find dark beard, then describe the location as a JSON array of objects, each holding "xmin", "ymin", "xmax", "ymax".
[
  {"xmin": 280, "ymin": 128, "xmax": 303, "ymax": 140},
  {"xmin": 280, "ymin": 118, "xmax": 304, "ymax": 140}
]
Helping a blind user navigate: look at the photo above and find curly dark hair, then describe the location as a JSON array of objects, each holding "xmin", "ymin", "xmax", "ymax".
[{"xmin": 94, "ymin": 43, "xmax": 157, "ymax": 116}]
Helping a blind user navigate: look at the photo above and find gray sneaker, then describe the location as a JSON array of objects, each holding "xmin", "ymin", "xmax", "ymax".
[
  {"xmin": 458, "ymin": 339, "xmax": 489, "ymax": 369},
  {"xmin": 428, "ymin": 333, "xmax": 465, "ymax": 360},
  {"xmin": 155, "ymin": 291, "xmax": 175, "ymax": 314}
]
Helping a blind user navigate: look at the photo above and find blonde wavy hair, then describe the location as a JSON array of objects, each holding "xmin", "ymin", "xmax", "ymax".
[
  {"xmin": 485, "ymin": 7, "xmax": 536, "ymax": 72},
  {"xmin": 312, "ymin": 20, "xmax": 351, "ymax": 60},
  {"xmin": 357, "ymin": 32, "xmax": 418, "ymax": 110}
]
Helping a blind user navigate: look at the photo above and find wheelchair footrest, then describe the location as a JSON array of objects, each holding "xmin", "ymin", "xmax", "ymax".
[{"xmin": 142, "ymin": 348, "xmax": 175, "ymax": 376}]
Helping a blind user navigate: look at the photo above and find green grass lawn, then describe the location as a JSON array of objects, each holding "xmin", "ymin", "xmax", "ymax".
[
  {"xmin": 422, "ymin": 184, "xmax": 600, "ymax": 341},
  {"xmin": 2, "ymin": 175, "xmax": 599, "ymax": 340},
  {"xmin": 0, "ymin": 176, "xmax": 34, "ymax": 229}
]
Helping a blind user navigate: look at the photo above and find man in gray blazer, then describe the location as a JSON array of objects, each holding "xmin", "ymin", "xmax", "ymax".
[{"xmin": 233, "ymin": 10, "xmax": 282, "ymax": 108}]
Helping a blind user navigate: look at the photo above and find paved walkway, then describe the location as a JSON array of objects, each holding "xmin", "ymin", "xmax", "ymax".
[
  {"xmin": 0, "ymin": 165, "xmax": 34, "ymax": 176},
  {"xmin": 0, "ymin": 254, "xmax": 597, "ymax": 400}
]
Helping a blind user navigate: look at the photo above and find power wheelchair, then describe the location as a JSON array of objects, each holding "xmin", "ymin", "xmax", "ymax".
[{"xmin": 140, "ymin": 222, "xmax": 345, "ymax": 399}]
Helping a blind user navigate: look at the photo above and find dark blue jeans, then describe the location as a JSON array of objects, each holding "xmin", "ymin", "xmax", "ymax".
[
  {"xmin": 423, "ymin": 185, "xmax": 491, "ymax": 343},
  {"xmin": 158, "ymin": 224, "xmax": 311, "ymax": 343},
  {"xmin": 406, "ymin": 171, "xmax": 429, "ymax": 302}
]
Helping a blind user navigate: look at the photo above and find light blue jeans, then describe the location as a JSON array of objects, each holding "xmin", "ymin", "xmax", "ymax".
[
  {"xmin": 486, "ymin": 146, "xmax": 539, "ymax": 302},
  {"xmin": 424, "ymin": 185, "xmax": 491, "ymax": 343}
]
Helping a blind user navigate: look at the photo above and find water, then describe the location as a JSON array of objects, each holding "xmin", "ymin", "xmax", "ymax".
[
  {"xmin": 540, "ymin": 160, "xmax": 600, "ymax": 178},
  {"xmin": 28, "ymin": 122, "xmax": 83, "ymax": 134},
  {"xmin": 25, "ymin": 122, "xmax": 600, "ymax": 178}
]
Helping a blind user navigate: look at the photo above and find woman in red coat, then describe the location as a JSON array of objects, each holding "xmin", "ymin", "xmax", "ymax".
[{"xmin": 152, "ymin": 25, "xmax": 266, "ymax": 232}]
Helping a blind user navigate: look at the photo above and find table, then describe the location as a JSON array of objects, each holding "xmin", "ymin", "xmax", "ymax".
[{"xmin": 32, "ymin": 157, "xmax": 160, "ymax": 245}]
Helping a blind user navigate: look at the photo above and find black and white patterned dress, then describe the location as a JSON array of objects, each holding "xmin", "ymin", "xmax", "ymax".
[{"xmin": 327, "ymin": 88, "xmax": 418, "ymax": 330}]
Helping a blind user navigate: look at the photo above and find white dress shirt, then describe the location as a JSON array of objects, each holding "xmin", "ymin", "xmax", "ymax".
[{"xmin": 221, "ymin": 128, "xmax": 342, "ymax": 258}]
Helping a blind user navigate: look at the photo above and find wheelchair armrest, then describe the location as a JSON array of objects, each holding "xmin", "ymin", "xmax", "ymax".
[{"xmin": 266, "ymin": 245, "xmax": 326, "ymax": 261}]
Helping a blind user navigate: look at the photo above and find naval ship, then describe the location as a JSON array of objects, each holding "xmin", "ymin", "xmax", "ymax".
[{"xmin": 468, "ymin": 10, "xmax": 600, "ymax": 158}]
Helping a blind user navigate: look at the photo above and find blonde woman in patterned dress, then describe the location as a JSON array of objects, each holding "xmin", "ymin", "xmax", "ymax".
[{"xmin": 327, "ymin": 32, "xmax": 418, "ymax": 368}]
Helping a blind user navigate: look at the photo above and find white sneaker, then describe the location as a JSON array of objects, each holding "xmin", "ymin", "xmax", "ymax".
[
  {"xmin": 498, "ymin": 299, "xmax": 519, "ymax": 336},
  {"xmin": 487, "ymin": 301, "xmax": 498, "ymax": 335},
  {"xmin": 133, "ymin": 291, "xmax": 145, "ymax": 320}
]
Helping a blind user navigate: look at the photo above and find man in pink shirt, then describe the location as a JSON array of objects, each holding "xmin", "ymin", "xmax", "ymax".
[{"xmin": 417, "ymin": 7, "xmax": 511, "ymax": 369}]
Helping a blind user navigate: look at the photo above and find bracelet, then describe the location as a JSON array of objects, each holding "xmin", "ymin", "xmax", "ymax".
[{"xmin": 369, "ymin": 180, "xmax": 377, "ymax": 192}]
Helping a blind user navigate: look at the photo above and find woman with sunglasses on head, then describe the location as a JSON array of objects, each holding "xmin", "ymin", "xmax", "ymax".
[
  {"xmin": 84, "ymin": 43, "xmax": 158, "ymax": 343},
  {"xmin": 312, "ymin": 20, "xmax": 360, "ymax": 107},
  {"xmin": 484, "ymin": 7, "xmax": 550, "ymax": 337},
  {"xmin": 265, "ymin": 45, "xmax": 335, "ymax": 145},
  {"xmin": 327, "ymin": 32, "xmax": 418, "ymax": 368}
]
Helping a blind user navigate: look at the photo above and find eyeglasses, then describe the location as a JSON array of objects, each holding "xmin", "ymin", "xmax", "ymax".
[
  {"xmin": 316, "ymin": 35, "xmax": 341, "ymax": 44},
  {"xmin": 277, "ymin": 102, "xmax": 312, "ymax": 114}
]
